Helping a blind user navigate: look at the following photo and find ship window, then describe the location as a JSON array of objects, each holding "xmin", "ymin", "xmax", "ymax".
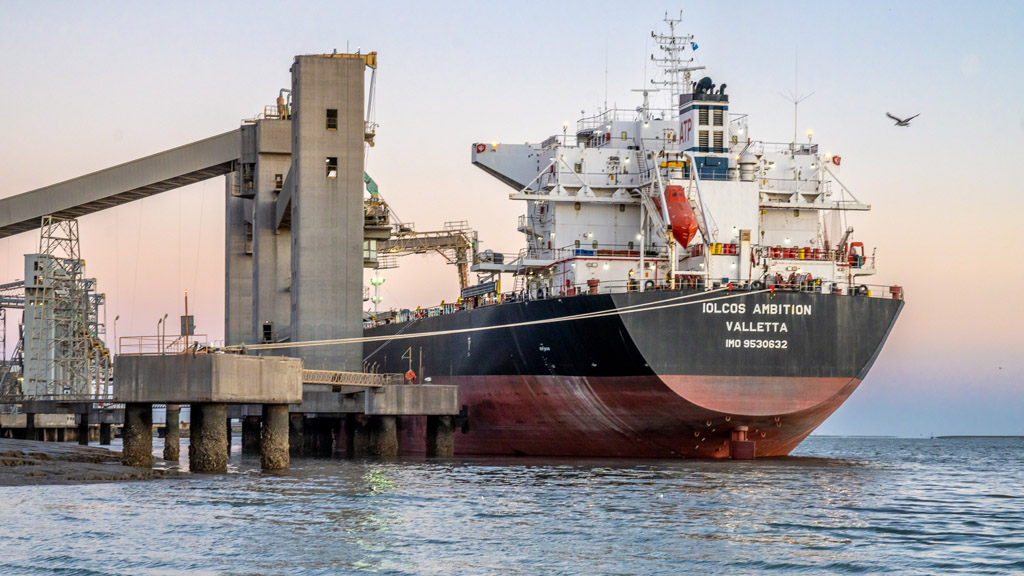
[
  {"xmin": 621, "ymin": 131, "xmax": 628, "ymax": 140},
  {"xmin": 713, "ymin": 109, "xmax": 724, "ymax": 126},
  {"xmin": 628, "ymin": 241, "xmax": 634, "ymax": 251},
  {"xmin": 326, "ymin": 157, "xmax": 338, "ymax": 178},
  {"xmin": 326, "ymin": 109, "xmax": 338, "ymax": 130},
  {"xmin": 574, "ymin": 202, "xmax": 581, "ymax": 211},
  {"xmin": 793, "ymin": 210, "xmax": 800, "ymax": 218},
  {"xmin": 714, "ymin": 131, "xmax": 724, "ymax": 150},
  {"xmin": 274, "ymin": 174, "xmax": 283, "ymax": 191},
  {"xmin": 699, "ymin": 108, "xmax": 709, "ymax": 126},
  {"xmin": 574, "ymin": 162, "xmax": 582, "ymax": 173},
  {"xmin": 592, "ymin": 240, "xmax": 598, "ymax": 249},
  {"xmin": 575, "ymin": 240, "xmax": 581, "ymax": 249},
  {"xmin": 619, "ymin": 204, "xmax": 625, "ymax": 212}
]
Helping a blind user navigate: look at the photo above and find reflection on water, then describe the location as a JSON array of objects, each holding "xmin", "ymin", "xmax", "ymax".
[{"xmin": 1, "ymin": 437, "xmax": 1022, "ymax": 575}]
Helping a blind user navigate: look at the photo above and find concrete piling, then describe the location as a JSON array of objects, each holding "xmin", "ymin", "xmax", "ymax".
[
  {"xmin": 226, "ymin": 418, "xmax": 233, "ymax": 457},
  {"xmin": 308, "ymin": 418, "xmax": 335, "ymax": 456},
  {"xmin": 345, "ymin": 414, "xmax": 369, "ymax": 457},
  {"xmin": 260, "ymin": 404, "xmax": 289, "ymax": 471},
  {"xmin": 78, "ymin": 412, "xmax": 90, "ymax": 446},
  {"xmin": 242, "ymin": 415, "xmax": 261, "ymax": 454},
  {"xmin": 189, "ymin": 403, "xmax": 228, "ymax": 473},
  {"xmin": 289, "ymin": 414, "xmax": 305, "ymax": 456},
  {"xmin": 122, "ymin": 403, "xmax": 153, "ymax": 468},
  {"xmin": 367, "ymin": 416, "xmax": 398, "ymax": 457},
  {"xmin": 164, "ymin": 404, "xmax": 180, "ymax": 461},
  {"xmin": 426, "ymin": 415, "xmax": 455, "ymax": 457},
  {"xmin": 99, "ymin": 422, "xmax": 112, "ymax": 445}
]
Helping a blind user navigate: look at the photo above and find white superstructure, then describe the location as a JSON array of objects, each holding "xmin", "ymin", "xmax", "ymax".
[{"xmin": 471, "ymin": 13, "xmax": 878, "ymax": 301}]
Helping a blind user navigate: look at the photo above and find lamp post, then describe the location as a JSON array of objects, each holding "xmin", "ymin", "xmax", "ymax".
[
  {"xmin": 158, "ymin": 313, "xmax": 168, "ymax": 354},
  {"xmin": 562, "ymin": 121, "xmax": 569, "ymax": 147},
  {"xmin": 156, "ymin": 317, "xmax": 163, "ymax": 354},
  {"xmin": 113, "ymin": 315, "xmax": 119, "ymax": 356}
]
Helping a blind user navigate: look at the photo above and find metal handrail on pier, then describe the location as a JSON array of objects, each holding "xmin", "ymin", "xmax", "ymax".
[{"xmin": 302, "ymin": 370, "xmax": 404, "ymax": 388}]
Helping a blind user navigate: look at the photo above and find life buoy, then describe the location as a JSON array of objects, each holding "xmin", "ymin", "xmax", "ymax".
[
  {"xmin": 832, "ymin": 155, "xmax": 841, "ymax": 166},
  {"xmin": 644, "ymin": 280, "xmax": 655, "ymax": 291},
  {"xmin": 476, "ymin": 143, "xmax": 486, "ymax": 154}
]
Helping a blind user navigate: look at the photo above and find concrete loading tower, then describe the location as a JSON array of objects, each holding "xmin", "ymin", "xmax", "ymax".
[{"xmin": 226, "ymin": 53, "xmax": 372, "ymax": 371}]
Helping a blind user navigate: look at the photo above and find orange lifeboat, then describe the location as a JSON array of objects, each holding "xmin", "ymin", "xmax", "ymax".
[{"xmin": 654, "ymin": 185, "xmax": 699, "ymax": 248}]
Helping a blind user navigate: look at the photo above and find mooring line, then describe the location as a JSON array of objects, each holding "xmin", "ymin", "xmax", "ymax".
[{"xmin": 228, "ymin": 288, "xmax": 771, "ymax": 353}]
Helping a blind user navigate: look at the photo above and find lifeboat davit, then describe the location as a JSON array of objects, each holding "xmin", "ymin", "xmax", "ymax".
[{"xmin": 654, "ymin": 185, "xmax": 699, "ymax": 248}]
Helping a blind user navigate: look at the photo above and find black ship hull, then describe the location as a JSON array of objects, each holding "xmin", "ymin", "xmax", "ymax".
[{"xmin": 363, "ymin": 289, "xmax": 903, "ymax": 457}]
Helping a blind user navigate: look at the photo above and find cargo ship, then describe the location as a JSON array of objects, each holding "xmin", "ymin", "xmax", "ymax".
[{"xmin": 363, "ymin": 14, "xmax": 903, "ymax": 458}]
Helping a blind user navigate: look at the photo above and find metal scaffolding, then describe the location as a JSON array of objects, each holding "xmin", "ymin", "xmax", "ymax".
[
  {"xmin": 16, "ymin": 216, "xmax": 112, "ymax": 400},
  {"xmin": 376, "ymin": 220, "xmax": 478, "ymax": 290}
]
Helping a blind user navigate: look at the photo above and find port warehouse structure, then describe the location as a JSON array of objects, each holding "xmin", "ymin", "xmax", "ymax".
[{"xmin": 0, "ymin": 52, "xmax": 460, "ymax": 449}]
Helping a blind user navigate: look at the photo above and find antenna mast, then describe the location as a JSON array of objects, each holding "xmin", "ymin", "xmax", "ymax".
[
  {"xmin": 779, "ymin": 49, "xmax": 813, "ymax": 148},
  {"xmin": 649, "ymin": 10, "xmax": 704, "ymax": 119}
]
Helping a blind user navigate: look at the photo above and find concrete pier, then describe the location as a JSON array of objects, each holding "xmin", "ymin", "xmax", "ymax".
[
  {"xmin": 164, "ymin": 404, "xmax": 181, "ymax": 461},
  {"xmin": 226, "ymin": 418, "xmax": 233, "ymax": 456},
  {"xmin": 242, "ymin": 415, "xmax": 261, "ymax": 453},
  {"xmin": 367, "ymin": 416, "xmax": 398, "ymax": 457},
  {"xmin": 99, "ymin": 422, "xmax": 112, "ymax": 445},
  {"xmin": 189, "ymin": 403, "xmax": 228, "ymax": 473},
  {"xmin": 426, "ymin": 415, "xmax": 455, "ymax": 457},
  {"xmin": 77, "ymin": 412, "xmax": 89, "ymax": 446},
  {"xmin": 122, "ymin": 403, "xmax": 153, "ymax": 468},
  {"xmin": 260, "ymin": 404, "xmax": 288, "ymax": 470},
  {"xmin": 115, "ymin": 353, "xmax": 302, "ymax": 472}
]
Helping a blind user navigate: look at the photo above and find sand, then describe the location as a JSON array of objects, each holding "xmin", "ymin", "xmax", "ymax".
[{"xmin": 0, "ymin": 438, "xmax": 181, "ymax": 486}]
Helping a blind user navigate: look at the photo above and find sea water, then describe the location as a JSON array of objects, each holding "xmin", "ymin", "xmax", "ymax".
[{"xmin": 1, "ymin": 436, "xmax": 1022, "ymax": 575}]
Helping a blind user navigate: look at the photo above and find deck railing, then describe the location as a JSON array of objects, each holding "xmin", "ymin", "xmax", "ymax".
[{"xmin": 118, "ymin": 335, "xmax": 211, "ymax": 356}]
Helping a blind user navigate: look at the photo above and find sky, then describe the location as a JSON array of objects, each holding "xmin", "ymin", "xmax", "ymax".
[{"xmin": 1, "ymin": 0, "xmax": 1022, "ymax": 436}]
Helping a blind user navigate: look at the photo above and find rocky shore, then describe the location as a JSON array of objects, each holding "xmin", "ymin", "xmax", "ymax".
[{"xmin": 0, "ymin": 438, "xmax": 180, "ymax": 486}]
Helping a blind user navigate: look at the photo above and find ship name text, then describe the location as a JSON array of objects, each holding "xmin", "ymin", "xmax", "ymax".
[{"xmin": 701, "ymin": 302, "xmax": 812, "ymax": 315}]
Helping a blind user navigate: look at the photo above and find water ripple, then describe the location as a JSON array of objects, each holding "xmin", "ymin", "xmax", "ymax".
[{"xmin": 1, "ymin": 437, "xmax": 1023, "ymax": 574}]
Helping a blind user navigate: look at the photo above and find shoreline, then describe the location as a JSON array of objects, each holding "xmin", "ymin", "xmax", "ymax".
[{"xmin": 0, "ymin": 438, "xmax": 181, "ymax": 487}]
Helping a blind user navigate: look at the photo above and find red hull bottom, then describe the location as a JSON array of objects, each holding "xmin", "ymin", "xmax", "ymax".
[{"xmin": 393, "ymin": 375, "xmax": 862, "ymax": 458}]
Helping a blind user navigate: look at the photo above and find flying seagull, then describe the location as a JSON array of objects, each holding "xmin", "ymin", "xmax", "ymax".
[{"xmin": 886, "ymin": 112, "xmax": 919, "ymax": 127}]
